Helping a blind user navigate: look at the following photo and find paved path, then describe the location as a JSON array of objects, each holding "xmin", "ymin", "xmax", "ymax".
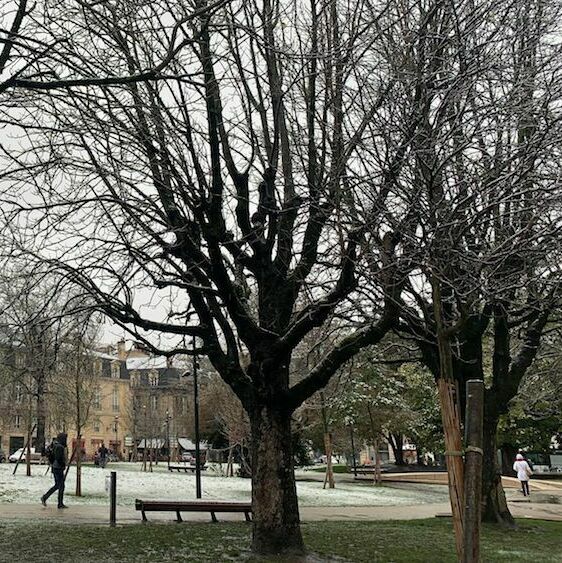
[
  {"xmin": 299, "ymin": 471, "xmax": 562, "ymax": 490},
  {"xmin": 0, "ymin": 499, "xmax": 560, "ymax": 525}
]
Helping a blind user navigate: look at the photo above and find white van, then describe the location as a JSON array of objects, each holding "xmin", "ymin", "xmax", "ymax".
[{"xmin": 8, "ymin": 447, "xmax": 43, "ymax": 464}]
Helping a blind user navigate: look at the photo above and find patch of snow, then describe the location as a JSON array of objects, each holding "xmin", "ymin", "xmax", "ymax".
[{"xmin": 0, "ymin": 462, "xmax": 448, "ymax": 508}]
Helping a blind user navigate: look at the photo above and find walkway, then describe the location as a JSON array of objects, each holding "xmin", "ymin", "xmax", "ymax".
[
  {"xmin": 0, "ymin": 498, "xmax": 560, "ymax": 525},
  {"xmin": 299, "ymin": 470, "xmax": 562, "ymax": 491}
]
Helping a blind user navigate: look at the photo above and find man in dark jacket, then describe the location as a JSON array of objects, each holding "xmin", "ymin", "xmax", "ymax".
[
  {"xmin": 98, "ymin": 442, "xmax": 109, "ymax": 468},
  {"xmin": 41, "ymin": 433, "xmax": 68, "ymax": 509}
]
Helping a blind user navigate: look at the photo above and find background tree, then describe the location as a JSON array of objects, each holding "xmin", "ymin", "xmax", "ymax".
[
  {"xmin": 361, "ymin": 0, "xmax": 562, "ymax": 541},
  {"xmin": 54, "ymin": 315, "xmax": 101, "ymax": 496},
  {"xmin": 0, "ymin": 268, "xmax": 84, "ymax": 466}
]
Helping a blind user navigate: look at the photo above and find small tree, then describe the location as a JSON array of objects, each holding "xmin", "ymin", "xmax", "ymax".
[{"xmin": 55, "ymin": 316, "xmax": 101, "ymax": 495}]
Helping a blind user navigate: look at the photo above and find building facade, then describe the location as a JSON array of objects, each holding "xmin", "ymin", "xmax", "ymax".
[{"xmin": 0, "ymin": 340, "xmax": 196, "ymax": 461}]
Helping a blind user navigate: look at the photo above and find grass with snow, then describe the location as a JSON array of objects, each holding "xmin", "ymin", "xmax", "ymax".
[{"xmin": 0, "ymin": 461, "xmax": 449, "ymax": 507}]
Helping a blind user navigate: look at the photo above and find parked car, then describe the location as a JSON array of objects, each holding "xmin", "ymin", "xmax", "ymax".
[
  {"xmin": 0, "ymin": 449, "xmax": 6, "ymax": 463},
  {"xmin": 8, "ymin": 447, "xmax": 43, "ymax": 464},
  {"xmin": 181, "ymin": 452, "xmax": 194, "ymax": 463}
]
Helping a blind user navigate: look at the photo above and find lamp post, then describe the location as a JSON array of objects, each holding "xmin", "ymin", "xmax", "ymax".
[
  {"xmin": 349, "ymin": 423, "xmax": 358, "ymax": 477},
  {"xmin": 114, "ymin": 416, "xmax": 119, "ymax": 460},
  {"xmin": 165, "ymin": 410, "xmax": 171, "ymax": 469},
  {"xmin": 142, "ymin": 405, "xmax": 147, "ymax": 472},
  {"xmin": 193, "ymin": 336, "xmax": 202, "ymax": 499}
]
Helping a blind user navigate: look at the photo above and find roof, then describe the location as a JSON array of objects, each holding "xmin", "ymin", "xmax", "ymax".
[
  {"xmin": 127, "ymin": 356, "xmax": 169, "ymax": 370},
  {"xmin": 178, "ymin": 438, "xmax": 209, "ymax": 451},
  {"xmin": 91, "ymin": 350, "xmax": 119, "ymax": 361},
  {"xmin": 137, "ymin": 439, "xmax": 165, "ymax": 449}
]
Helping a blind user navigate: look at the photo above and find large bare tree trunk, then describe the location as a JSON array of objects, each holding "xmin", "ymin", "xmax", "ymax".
[
  {"xmin": 250, "ymin": 405, "xmax": 304, "ymax": 556},
  {"xmin": 481, "ymin": 413, "xmax": 515, "ymax": 527}
]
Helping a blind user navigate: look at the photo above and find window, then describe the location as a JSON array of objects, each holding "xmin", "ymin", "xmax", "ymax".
[
  {"xmin": 112, "ymin": 386, "xmax": 119, "ymax": 412},
  {"xmin": 150, "ymin": 394, "xmax": 157, "ymax": 411},
  {"xmin": 15, "ymin": 352, "xmax": 25, "ymax": 368},
  {"xmin": 111, "ymin": 362, "xmax": 120, "ymax": 379},
  {"xmin": 181, "ymin": 396, "xmax": 187, "ymax": 415},
  {"xmin": 130, "ymin": 371, "xmax": 140, "ymax": 387},
  {"xmin": 15, "ymin": 384, "xmax": 22, "ymax": 404},
  {"xmin": 93, "ymin": 420, "xmax": 101, "ymax": 433},
  {"xmin": 14, "ymin": 415, "xmax": 21, "ymax": 429},
  {"xmin": 148, "ymin": 370, "xmax": 159, "ymax": 387},
  {"xmin": 93, "ymin": 389, "xmax": 101, "ymax": 410}
]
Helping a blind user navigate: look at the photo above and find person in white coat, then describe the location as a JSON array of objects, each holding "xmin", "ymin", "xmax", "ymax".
[{"xmin": 513, "ymin": 453, "xmax": 533, "ymax": 496}]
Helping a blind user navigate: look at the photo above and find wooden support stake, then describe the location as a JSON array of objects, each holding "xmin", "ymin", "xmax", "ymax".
[
  {"xmin": 438, "ymin": 378, "xmax": 465, "ymax": 560},
  {"xmin": 462, "ymin": 380, "xmax": 484, "ymax": 563}
]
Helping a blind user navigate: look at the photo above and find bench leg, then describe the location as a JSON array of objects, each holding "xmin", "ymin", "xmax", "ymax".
[
  {"xmin": 176, "ymin": 511, "xmax": 183, "ymax": 523},
  {"xmin": 244, "ymin": 511, "xmax": 251, "ymax": 522},
  {"xmin": 210, "ymin": 512, "xmax": 218, "ymax": 523},
  {"xmin": 141, "ymin": 511, "xmax": 147, "ymax": 523}
]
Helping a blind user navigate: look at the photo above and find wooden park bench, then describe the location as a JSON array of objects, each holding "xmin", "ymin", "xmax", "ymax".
[
  {"xmin": 167, "ymin": 464, "xmax": 207, "ymax": 473},
  {"xmin": 135, "ymin": 499, "xmax": 252, "ymax": 523}
]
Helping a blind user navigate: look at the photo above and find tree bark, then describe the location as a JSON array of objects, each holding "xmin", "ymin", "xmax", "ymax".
[
  {"xmin": 35, "ymin": 372, "xmax": 47, "ymax": 458},
  {"xmin": 250, "ymin": 405, "xmax": 304, "ymax": 556},
  {"xmin": 481, "ymin": 413, "xmax": 515, "ymax": 527},
  {"xmin": 320, "ymin": 394, "xmax": 335, "ymax": 489},
  {"xmin": 500, "ymin": 444, "xmax": 517, "ymax": 477},
  {"xmin": 374, "ymin": 437, "xmax": 382, "ymax": 485},
  {"xmin": 388, "ymin": 433, "xmax": 405, "ymax": 465},
  {"xmin": 323, "ymin": 432, "xmax": 335, "ymax": 489}
]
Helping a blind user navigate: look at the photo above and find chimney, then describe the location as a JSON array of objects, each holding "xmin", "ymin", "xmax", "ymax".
[{"xmin": 117, "ymin": 339, "xmax": 127, "ymax": 361}]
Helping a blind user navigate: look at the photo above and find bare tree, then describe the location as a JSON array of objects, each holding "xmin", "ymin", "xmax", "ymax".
[
  {"xmin": 0, "ymin": 0, "xmax": 225, "ymax": 93},
  {"xmin": 54, "ymin": 315, "xmax": 101, "ymax": 496},
  {"xmin": 0, "ymin": 268, "xmax": 84, "ymax": 465},
  {"xmin": 3, "ymin": 0, "xmax": 405, "ymax": 554},
  {"xmin": 361, "ymin": 1, "xmax": 562, "ymax": 554}
]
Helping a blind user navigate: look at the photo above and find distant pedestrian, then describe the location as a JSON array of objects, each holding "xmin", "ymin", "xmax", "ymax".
[
  {"xmin": 98, "ymin": 442, "xmax": 109, "ymax": 468},
  {"xmin": 513, "ymin": 453, "xmax": 533, "ymax": 497},
  {"xmin": 41, "ymin": 432, "xmax": 68, "ymax": 509}
]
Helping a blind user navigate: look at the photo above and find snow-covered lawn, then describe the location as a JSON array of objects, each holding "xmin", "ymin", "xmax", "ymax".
[{"xmin": 0, "ymin": 462, "xmax": 448, "ymax": 507}]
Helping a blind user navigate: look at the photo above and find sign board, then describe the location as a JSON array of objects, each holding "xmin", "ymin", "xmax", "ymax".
[{"xmin": 124, "ymin": 436, "xmax": 133, "ymax": 447}]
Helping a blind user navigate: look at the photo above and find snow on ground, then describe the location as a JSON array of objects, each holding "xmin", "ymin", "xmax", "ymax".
[{"xmin": 0, "ymin": 462, "xmax": 448, "ymax": 507}]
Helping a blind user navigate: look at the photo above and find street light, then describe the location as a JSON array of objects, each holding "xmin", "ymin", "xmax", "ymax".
[
  {"xmin": 181, "ymin": 338, "xmax": 202, "ymax": 498},
  {"xmin": 165, "ymin": 410, "xmax": 171, "ymax": 469},
  {"xmin": 142, "ymin": 405, "xmax": 147, "ymax": 471},
  {"xmin": 114, "ymin": 416, "xmax": 119, "ymax": 460},
  {"xmin": 193, "ymin": 336, "xmax": 201, "ymax": 499}
]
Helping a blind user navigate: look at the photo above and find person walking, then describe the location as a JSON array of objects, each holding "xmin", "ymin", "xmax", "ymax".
[
  {"xmin": 41, "ymin": 433, "xmax": 68, "ymax": 509},
  {"xmin": 98, "ymin": 442, "xmax": 109, "ymax": 468},
  {"xmin": 513, "ymin": 453, "xmax": 533, "ymax": 497}
]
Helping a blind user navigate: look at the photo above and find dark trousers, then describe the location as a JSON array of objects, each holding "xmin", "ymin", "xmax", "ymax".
[
  {"xmin": 43, "ymin": 468, "xmax": 65, "ymax": 507},
  {"xmin": 521, "ymin": 480, "xmax": 530, "ymax": 496}
]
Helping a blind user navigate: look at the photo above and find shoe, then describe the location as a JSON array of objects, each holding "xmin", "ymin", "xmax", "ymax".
[
  {"xmin": 40, "ymin": 496, "xmax": 46, "ymax": 507},
  {"xmin": 57, "ymin": 504, "xmax": 68, "ymax": 509}
]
